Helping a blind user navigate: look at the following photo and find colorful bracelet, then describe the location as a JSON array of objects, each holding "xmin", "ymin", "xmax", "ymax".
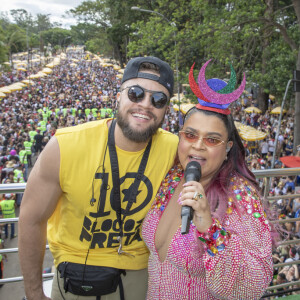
[{"xmin": 196, "ymin": 218, "xmax": 230, "ymax": 257}]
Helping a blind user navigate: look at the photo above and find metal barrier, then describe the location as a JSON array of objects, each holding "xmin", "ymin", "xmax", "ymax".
[
  {"xmin": 0, "ymin": 183, "xmax": 55, "ymax": 286},
  {"xmin": 0, "ymin": 168, "xmax": 300, "ymax": 297}
]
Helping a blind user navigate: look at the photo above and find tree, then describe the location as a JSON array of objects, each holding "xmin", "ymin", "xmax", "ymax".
[
  {"xmin": 10, "ymin": 9, "xmax": 34, "ymax": 31},
  {"xmin": 34, "ymin": 14, "xmax": 53, "ymax": 51},
  {"xmin": 70, "ymin": 0, "xmax": 152, "ymax": 66},
  {"xmin": 0, "ymin": 21, "xmax": 8, "ymax": 63},
  {"xmin": 35, "ymin": 14, "xmax": 52, "ymax": 33},
  {"xmin": 128, "ymin": 0, "xmax": 196, "ymax": 86},
  {"xmin": 128, "ymin": 0, "xmax": 299, "ymax": 151},
  {"xmin": 70, "ymin": 23, "xmax": 108, "ymax": 51},
  {"xmin": 41, "ymin": 28, "xmax": 72, "ymax": 51},
  {"xmin": 2, "ymin": 23, "xmax": 27, "ymax": 62}
]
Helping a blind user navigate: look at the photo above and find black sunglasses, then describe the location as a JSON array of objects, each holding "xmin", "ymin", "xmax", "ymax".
[{"xmin": 121, "ymin": 85, "xmax": 169, "ymax": 109}]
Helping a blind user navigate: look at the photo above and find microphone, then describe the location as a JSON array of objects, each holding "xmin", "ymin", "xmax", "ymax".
[{"xmin": 181, "ymin": 161, "xmax": 201, "ymax": 234}]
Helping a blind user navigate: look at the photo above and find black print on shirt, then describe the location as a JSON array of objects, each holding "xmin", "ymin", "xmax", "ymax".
[{"xmin": 79, "ymin": 171, "xmax": 153, "ymax": 248}]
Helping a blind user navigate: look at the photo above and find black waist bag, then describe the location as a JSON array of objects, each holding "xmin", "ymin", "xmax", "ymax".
[{"xmin": 57, "ymin": 262, "xmax": 126, "ymax": 296}]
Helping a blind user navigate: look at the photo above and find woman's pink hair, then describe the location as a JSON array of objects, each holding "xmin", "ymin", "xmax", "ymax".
[{"xmin": 184, "ymin": 108, "xmax": 280, "ymax": 246}]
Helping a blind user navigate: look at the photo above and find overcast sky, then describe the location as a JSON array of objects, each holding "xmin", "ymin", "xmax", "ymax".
[{"xmin": 0, "ymin": 0, "xmax": 84, "ymax": 28}]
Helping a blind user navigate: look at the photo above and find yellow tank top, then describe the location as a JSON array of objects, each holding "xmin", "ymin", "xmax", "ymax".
[{"xmin": 47, "ymin": 119, "xmax": 178, "ymax": 270}]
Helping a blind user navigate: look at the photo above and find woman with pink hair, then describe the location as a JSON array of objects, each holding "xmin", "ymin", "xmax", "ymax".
[{"xmin": 142, "ymin": 60, "xmax": 277, "ymax": 299}]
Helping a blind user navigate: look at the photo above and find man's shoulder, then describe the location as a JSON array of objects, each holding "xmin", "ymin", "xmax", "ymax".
[
  {"xmin": 155, "ymin": 128, "xmax": 179, "ymax": 142},
  {"xmin": 55, "ymin": 119, "xmax": 109, "ymax": 137},
  {"xmin": 151, "ymin": 129, "xmax": 178, "ymax": 153}
]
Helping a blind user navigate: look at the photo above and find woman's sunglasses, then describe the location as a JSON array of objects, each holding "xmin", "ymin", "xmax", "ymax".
[
  {"xmin": 179, "ymin": 130, "xmax": 226, "ymax": 147},
  {"xmin": 121, "ymin": 85, "xmax": 169, "ymax": 109}
]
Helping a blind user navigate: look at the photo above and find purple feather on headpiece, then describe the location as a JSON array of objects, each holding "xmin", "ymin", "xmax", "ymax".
[{"xmin": 197, "ymin": 59, "xmax": 246, "ymax": 105}]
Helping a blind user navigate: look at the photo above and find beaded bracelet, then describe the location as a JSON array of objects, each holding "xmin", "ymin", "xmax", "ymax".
[{"xmin": 196, "ymin": 218, "xmax": 230, "ymax": 257}]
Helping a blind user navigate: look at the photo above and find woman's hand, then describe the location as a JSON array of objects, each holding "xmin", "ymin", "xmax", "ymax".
[{"xmin": 178, "ymin": 181, "xmax": 213, "ymax": 233}]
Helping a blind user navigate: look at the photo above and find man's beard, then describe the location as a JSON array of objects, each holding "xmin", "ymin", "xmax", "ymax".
[{"xmin": 116, "ymin": 109, "xmax": 164, "ymax": 143}]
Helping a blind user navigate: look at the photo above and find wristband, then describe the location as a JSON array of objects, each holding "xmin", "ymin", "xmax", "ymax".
[{"xmin": 196, "ymin": 218, "xmax": 230, "ymax": 257}]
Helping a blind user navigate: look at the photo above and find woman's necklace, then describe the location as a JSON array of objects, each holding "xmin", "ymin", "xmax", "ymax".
[{"xmin": 151, "ymin": 164, "xmax": 184, "ymax": 213}]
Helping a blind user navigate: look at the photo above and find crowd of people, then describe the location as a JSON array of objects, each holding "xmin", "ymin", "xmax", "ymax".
[
  {"xmin": 0, "ymin": 50, "xmax": 299, "ymax": 298},
  {"xmin": 0, "ymin": 50, "xmax": 120, "ymax": 184},
  {"xmin": 230, "ymin": 102, "xmax": 300, "ymax": 297}
]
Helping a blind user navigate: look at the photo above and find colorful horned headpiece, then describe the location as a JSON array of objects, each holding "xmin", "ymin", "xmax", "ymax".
[{"xmin": 189, "ymin": 59, "xmax": 246, "ymax": 115}]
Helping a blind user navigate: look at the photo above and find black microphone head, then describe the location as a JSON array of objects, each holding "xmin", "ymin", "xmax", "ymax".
[{"xmin": 184, "ymin": 161, "xmax": 201, "ymax": 182}]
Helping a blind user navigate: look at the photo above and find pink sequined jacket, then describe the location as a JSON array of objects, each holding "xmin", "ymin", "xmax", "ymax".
[{"xmin": 142, "ymin": 166, "xmax": 273, "ymax": 300}]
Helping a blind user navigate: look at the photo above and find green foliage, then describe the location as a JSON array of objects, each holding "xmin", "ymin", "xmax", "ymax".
[
  {"xmin": 0, "ymin": 22, "xmax": 8, "ymax": 63},
  {"xmin": 70, "ymin": 23, "xmax": 99, "ymax": 45},
  {"xmin": 69, "ymin": 0, "xmax": 156, "ymax": 65},
  {"xmin": 35, "ymin": 14, "xmax": 53, "ymax": 33},
  {"xmin": 85, "ymin": 37, "xmax": 113, "ymax": 57},
  {"xmin": 0, "ymin": 9, "xmax": 62, "ymax": 59},
  {"xmin": 0, "ymin": 0, "xmax": 299, "ymax": 110},
  {"xmin": 41, "ymin": 28, "xmax": 72, "ymax": 49},
  {"xmin": 3, "ymin": 23, "xmax": 27, "ymax": 58},
  {"xmin": 128, "ymin": 0, "xmax": 299, "ymax": 109},
  {"xmin": 10, "ymin": 9, "xmax": 34, "ymax": 30}
]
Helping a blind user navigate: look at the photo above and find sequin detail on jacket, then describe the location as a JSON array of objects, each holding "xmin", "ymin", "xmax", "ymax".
[{"xmin": 142, "ymin": 164, "xmax": 273, "ymax": 300}]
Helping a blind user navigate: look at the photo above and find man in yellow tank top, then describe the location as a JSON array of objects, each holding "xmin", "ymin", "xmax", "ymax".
[{"xmin": 19, "ymin": 56, "xmax": 178, "ymax": 300}]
